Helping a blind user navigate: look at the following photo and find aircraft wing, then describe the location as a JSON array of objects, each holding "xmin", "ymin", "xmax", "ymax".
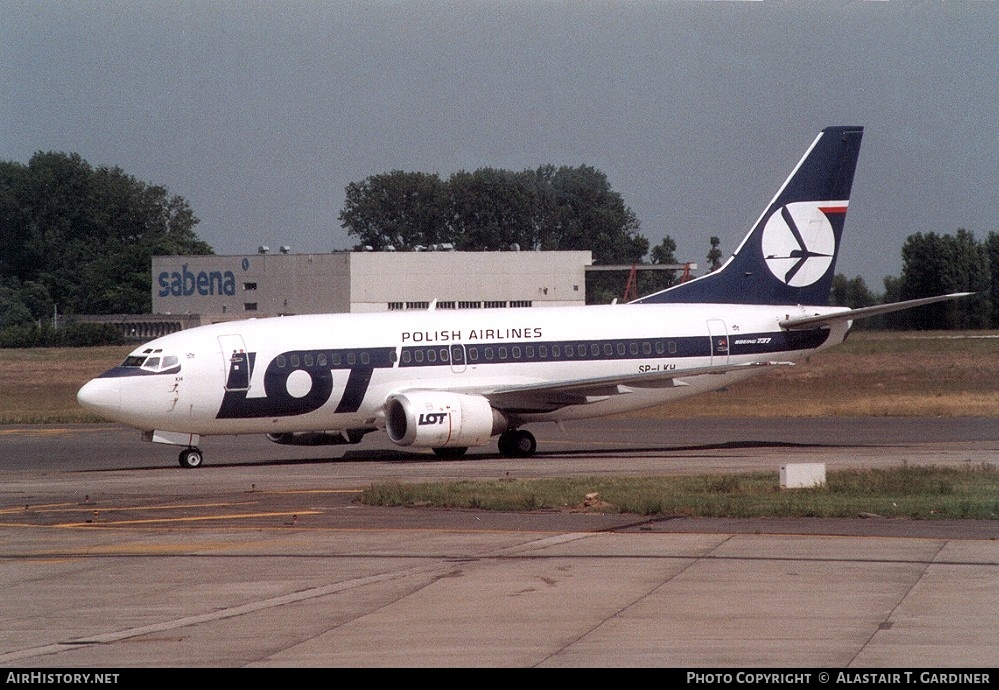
[
  {"xmin": 779, "ymin": 293, "xmax": 973, "ymax": 330},
  {"xmin": 480, "ymin": 360, "xmax": 793, "ymax": 413}
]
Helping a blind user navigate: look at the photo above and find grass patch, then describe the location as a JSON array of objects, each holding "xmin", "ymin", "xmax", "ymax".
[
  {"xmin": 640, "ymin": 331, "xmax": 999, "ymax": 418},
  {"xmin": 359, "ymin": 465, "xmax": 999, "ymax": 519},
  {"xmin": 0, "ymin": 346, "xmax": 131, "ymax": 423}
]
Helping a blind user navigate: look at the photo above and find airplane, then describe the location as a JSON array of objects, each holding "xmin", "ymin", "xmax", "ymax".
[{"xmin": 77, "ymin": 126, "xmax": 969, "ymax": 468}]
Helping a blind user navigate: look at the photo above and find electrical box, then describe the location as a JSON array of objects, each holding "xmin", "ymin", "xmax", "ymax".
[{"xmin": 780, "ymin": 463, "xmax": 826, "ymax": 489}]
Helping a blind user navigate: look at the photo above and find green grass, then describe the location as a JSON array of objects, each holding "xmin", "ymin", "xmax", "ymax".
[
  {"xmin": 0, "ymin": 346, "xmax": 131, "ymax": 423},
  {"xmin": 360, "ymin": 464, "xmax": 999, "ymax": 519}
]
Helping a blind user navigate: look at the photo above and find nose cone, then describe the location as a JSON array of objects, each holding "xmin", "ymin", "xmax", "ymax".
[{"xmin": 77, "ymin": 377, "xmax": 121, "ymax": 419}]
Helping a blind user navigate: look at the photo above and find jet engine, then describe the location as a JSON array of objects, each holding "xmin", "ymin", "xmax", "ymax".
[
  {"xmin": 266, "ymin": 429, "xmax": 371, "ymax": 446},
  {"xmin": 385, "ymin": 391, "xmax": 506, "ymax": 449}
]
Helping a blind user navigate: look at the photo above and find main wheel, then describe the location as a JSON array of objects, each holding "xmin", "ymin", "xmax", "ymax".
[
  {"xmin": 178, "ymin": 447, "xmax": 204, "ymax": 469},
  {"xmin": 432, "ymin": 447, "xmax": 468, "ymax": 459},
  {"xmin": 498, "ymin": 429, "xmax": 536, "ymax": 458}
]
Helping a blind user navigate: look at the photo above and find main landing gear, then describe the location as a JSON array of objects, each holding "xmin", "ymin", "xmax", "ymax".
[
  {"xmin": 497, "ymin": 429, "xmax": 537, "ymax": 458},
  {"xmin": 178, "ymin": 447, "xmax": 204, "ymax": 469}
]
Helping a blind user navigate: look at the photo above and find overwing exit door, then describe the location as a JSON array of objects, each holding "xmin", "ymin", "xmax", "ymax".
[{"xmin": 450, "ymin": 344, "xmax": 467, "ymax": 373}]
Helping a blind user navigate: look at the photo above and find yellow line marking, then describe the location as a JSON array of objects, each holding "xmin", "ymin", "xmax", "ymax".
[
  {"xmin": 0, "ymin": 502, "xmax": 80, "ymax": 514},
  {"xmin": 3, "ymin": 501, "xmax": 260, "ymax": 515},
  {"xmin": 13, "ymin": 540, "xmax": 293, "ymax": 557},
  {"xmin": 0, "ymin": 426, "xmax": 115, "ymax": 436},
  {"xmin": 54, "ymin": 510, "xmax": 323, "ymax": 527}
]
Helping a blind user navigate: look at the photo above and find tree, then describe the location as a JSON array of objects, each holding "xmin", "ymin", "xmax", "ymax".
[
  {"xmin": 878, "ymin": 275, "xmax": 904, "ymax": 330},
  {"xmin": 339, "ymin": 164, "xmax": 652, "ymax": 304},
  {"xmin": 641, "ymin": 235, "xmax": 679, "ymax": 296},
  {"xmin": 0, "ymin": 152, "xmax": 211, "ymax": 315},
  {"xmin": 538, "ymin": 165, "xmax": 648, "ymax": 304},
  {"xmin": 830, "ymin": 273, "xmax": 876, "ymax": 309},
  {"xmin": 707, "ymin": 236, "xmax": 723, "ymax": 272},
  {"xmin": 339, "ymin": 171, "xmax": 448, "ymax": 251},
  {"xmin": 831, "ymin": 273, "xmax": 880, "ymax": 329},
  {"xmin": 898, "ymin": 230, "xmax": 991, "ymax": 329},
  {"xmin": 449, "ymin": 168, "xmax": 539, "ymax": 251},
  {"xmin": 0, "ymin": 287, "xmax": 34, "ymax": 328},
  {"xmin": 538, "ymin": 165, "xmax": 647, "ymax": 264},
  {"xmin": 984, "ymin": 232, "xmax": 999, "ymax": 328},
  {"xmin": 339, "ymin": 164, "xmax": 648, "ymax": 265}
]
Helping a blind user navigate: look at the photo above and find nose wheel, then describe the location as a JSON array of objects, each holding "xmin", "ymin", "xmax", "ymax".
[
  {"xmin": 497, "ymin": 429, "xmax": 537, "ymax": 458},
  {"xmin": 178, "ymin": 447, "xmax": 204, "ymax": 469}
]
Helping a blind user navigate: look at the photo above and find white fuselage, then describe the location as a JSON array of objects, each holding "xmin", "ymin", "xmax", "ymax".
[{"xmin": 78, "ymin": 301, "xmax": 849, "ymax": 438}]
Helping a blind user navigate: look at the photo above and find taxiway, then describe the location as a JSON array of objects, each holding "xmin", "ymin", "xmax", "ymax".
[{"xmin": 1, "ymin": 418, "xmax": 997, "ymax": 667}]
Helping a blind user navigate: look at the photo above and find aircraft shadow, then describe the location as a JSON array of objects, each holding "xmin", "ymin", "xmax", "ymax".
[{"xmin": 83, "ymin": 439, "xmax": 867, "ymax": 472}]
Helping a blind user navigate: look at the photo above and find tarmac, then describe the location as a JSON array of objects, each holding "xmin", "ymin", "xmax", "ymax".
[{"xmin": 0, "ymin": 418, "xmax": 997, "ymax": 668}]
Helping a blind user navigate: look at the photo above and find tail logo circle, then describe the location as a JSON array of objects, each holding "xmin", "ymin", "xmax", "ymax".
[{"xmin": 761, "ymin": 201, "xmax": 838, "ymax": 287}]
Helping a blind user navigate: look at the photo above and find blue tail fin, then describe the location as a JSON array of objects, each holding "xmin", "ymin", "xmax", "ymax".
[{"xmin": 635, "ymin": 126, "xmax": 864, "ymax": 306}]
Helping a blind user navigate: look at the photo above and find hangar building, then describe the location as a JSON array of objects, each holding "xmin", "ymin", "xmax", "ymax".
[{"xmin": 151, "ymin": 250, "xmax": 592, "ymax": 327}]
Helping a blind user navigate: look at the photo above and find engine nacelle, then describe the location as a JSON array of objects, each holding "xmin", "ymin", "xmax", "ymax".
[
  {"xmin": 385, "ymin": 391, "xmax": 506, "ymax": 449},
  {"xmin": 266, "ymin": 429, "xmax": 370, "ymax": 446}
]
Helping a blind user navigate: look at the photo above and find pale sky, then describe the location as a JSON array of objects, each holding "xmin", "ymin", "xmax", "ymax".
[{"xmin": 3, "ymin": 1, "xmax": 997, "ymax": 289}]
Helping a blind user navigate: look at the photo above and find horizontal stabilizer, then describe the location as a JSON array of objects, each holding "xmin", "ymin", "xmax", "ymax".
[{"xmin": 779, "ymin": 293, "xmax": 974, "ymax": 330}]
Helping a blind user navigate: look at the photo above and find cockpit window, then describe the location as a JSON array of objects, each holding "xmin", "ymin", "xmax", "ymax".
[{"xmin": 120, "ymin": 354, "xmax": 180, "ymax": 373}]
